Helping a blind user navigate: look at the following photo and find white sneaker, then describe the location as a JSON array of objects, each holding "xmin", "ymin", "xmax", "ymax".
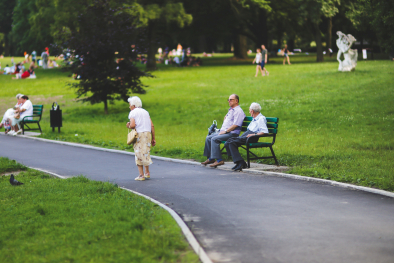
[
  {"xmin": 8, "ymin": 130, "xmax": 15, "ymax": 135},
  {"xmin": 14, "ymin": 130, "xmax": 22, "ymax": 136}
]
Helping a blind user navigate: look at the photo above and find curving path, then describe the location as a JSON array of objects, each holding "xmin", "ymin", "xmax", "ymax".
[{"xmin": 1, "ymin": 135, "xmax": 393, "ymax": 263}]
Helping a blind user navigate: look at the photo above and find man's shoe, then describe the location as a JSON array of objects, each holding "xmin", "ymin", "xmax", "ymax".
[
  {"xmin": 209, "ymin": 160, "xmax": 225, "ymax": 168},
  {"xmin": 201, "ymin": 159, "xmax": 215, "ymax": 166},
  {"xmin": 231, "ymin": 163, "xmax": 238, "ymax": 170},
  {"xmin": 234, "ymin": 161, "xmax": 248, "ymax": 172},
  {"xmin": 233, "ymin": 162, "xmax": 243, "ymax": 172}
]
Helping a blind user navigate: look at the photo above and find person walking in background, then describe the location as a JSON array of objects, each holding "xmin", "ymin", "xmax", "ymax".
[
  {"xmin": 31, "ymin": 50, "xmax": 37, "ymax": 62},
  {"xmin": 252, "ymin": 48, "xmax": 264, "ymax": 77},
  {"xmin": 126, "ymin": 96, "xmax": 156, "ymax": 181},
  {"xmin": 261, "ymin": 45, "xmax": 269, "ymax": 76},
  {"xmin": 282, "ymin": 44, "xmax": 291, "ymax": 65},
  {"xmin": 201, "ymin": 94, "xmax": 246, "ymax": 168},
  {"xmin": 41, "ymin": 49, "xmax": 49, "ymax": 69}
]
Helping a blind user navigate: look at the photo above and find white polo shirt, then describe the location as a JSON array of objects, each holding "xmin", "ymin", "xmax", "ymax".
[
  {"xmin": 128, "ymin": 108, "xmax": 151, "ymax": 133},
  {"xmin": 20, "ymin": 100, "xmax": 33, "ymax": 120}
]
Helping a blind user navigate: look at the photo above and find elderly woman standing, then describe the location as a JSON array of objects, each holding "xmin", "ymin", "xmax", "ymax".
[{"xmin": 126, "ymin": 96, "xmax": 156, "ymax": 181}]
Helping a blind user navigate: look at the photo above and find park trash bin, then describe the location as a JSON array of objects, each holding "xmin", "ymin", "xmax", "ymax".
[{"xmin": 50, "ymin": 102, "xmax": 62, "ymax": 132}]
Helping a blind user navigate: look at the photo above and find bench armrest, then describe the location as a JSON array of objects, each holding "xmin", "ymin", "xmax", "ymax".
[
  {"xmin": 21, "ymin": 114, "xmax": 40, "ymax": 121},
  {"xmin": 246, "ymin": 133, "xmax": 274, "ymax": 144}
]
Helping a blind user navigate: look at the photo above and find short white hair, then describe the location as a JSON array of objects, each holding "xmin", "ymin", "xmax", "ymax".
[
  {"xmin": 128, "ymin": 96, "xmax": 142, "ymax": 108},
  {"xmin": 249, "ymin": 102, "xmax": 261, "ymax": 113},
  {"xmin": 16, "ymin": 94, "xmax": 24, "ymax": 99}
]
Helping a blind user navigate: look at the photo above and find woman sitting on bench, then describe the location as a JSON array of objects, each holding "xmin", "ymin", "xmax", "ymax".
[
  {"xmin": 0, "ymin": 94, "xmax": 24, "ymax": 134},
  {"xmin": 7, "ymin": 95, "xmax": 33, "ymax": 136}
]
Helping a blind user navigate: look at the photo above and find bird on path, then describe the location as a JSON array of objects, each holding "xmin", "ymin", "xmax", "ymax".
[{"xmin": 10, "ymin": 174, "xmax": 24, "ymax": 186}]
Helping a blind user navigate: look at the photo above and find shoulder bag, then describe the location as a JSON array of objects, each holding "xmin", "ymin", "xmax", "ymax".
[{"xmin": 127, "ymin": 129, "xmax": 138, "ymax": 145}]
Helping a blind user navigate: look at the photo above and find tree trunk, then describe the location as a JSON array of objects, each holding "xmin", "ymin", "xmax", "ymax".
[
  {"xmin": 254, "ymin": 9, "xmax": 268, "ymax": 48},
  {"xmin": 233, "ymin": 34, "xmax": 247, "ymax": 59},
  {"xmin": 313, "ymin": 23, "xmax": 324, "ymax": 62},
  {"xmin": 287, "ymin": 38, "xmax": 295, "ymax": 52},
  {"xmin": 4, "ymin": 33, "xmax": 11, "ymax": 56},
  {"xmin": 327, "ymin": 17, "xmax": 332, "ymax": 54},
  {"xmin": 146, "ymin": 21, "xmax": 157, "ymax": 71},
  {"xmin": 104, "ymin": 98, "xmax": 108, "ymax": 115}
]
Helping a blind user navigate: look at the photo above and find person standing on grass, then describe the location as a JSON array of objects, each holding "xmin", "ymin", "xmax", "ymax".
[
  {"xmin": 41, "ymin": 49, "xmax": 49, "ymax": 69},
  {"xmin": 201, "ymin": 94, "xmax": 245, "ymax": 168},
  {"xmin": 32, "ymin": 50, "xmax": 37, "ymax": 63},
  {"xmin": 261, "ymin": 45, "xmax": 269, "ymax": 76},
  {"xmin": 282, "ymin": 44, "xmax": 291, "ymax": 65},
  {"xmin": 126, "ymin": 96, "xmax": 156, "ymax": 181},
  {"xmin": 252, "ymin": 48, "xmax": 263, "ymax": 77},
  {"xmin": 224, "ymin": 102, "xmax": 268, "ymax": 172}
]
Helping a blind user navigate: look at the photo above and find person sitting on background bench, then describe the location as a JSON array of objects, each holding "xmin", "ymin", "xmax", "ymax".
[
  {"xmin": 0, "ymin": 94, "xmax": 24, "ymax": 134},
  {"xmin": 7, "ymin": 95, "xmax": 33, "ymax": 136},
  {"xmin": 224, "ymin": 102, "xmax": 268, "ymax": 171},
  {"xmin": 201, "ymin": 94, "xmax": 245, "ymax": 168}
]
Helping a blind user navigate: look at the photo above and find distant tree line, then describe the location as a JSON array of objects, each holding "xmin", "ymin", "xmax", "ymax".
[{"xmin": 0, "ymin": 0, "xmax": 393, "ymax": 66}]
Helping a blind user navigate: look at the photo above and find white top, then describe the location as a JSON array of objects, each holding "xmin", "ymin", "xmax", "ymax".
[
  {"xmin": 4, "ymin": 67, "xmax": 12, "ymax": 74},
  {"xmin": 255, "ymin": 53, "xmax": 262, "ymax": 63},
  {"xmin": 247, "ymin": 113, "xmax": 269, "ymax": 134},
  {"xmin": 128, "ymin": 108, "xmax": 151, "ymax": 133},
  {"xmin": 20, "ymin": 100, "xmax": 33, "ymax": 120}
]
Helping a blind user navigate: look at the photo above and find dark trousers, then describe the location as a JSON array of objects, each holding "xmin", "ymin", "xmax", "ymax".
[{"xmin": 224, "ymin": 130, "xmax": 258, "ymax": 163}]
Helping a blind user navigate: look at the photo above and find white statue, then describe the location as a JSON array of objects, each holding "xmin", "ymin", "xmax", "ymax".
[{"xmin": 336, "ymin": 31, "xmax": 358, "ymax": 72}]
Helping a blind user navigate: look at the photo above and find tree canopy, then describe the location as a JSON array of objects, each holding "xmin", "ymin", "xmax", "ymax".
[
  {"xmin": 66, "ymin": 0, "xmax": 151, "ymax": 114},
  {"xmin": 3, "ymin": 0, "xmax": 394, "ymax": 61}
]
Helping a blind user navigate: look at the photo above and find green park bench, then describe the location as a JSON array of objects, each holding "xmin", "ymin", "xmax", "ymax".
[
  {"xmin": 21, "ymin": 105, "xmax": 43, "ymax": 135},
  {"xmin": 220, "ymin": 116, "xmax": 279, "ymax": 168}
]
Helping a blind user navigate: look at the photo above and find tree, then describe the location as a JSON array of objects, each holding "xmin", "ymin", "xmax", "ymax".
[
  {"xmin": 0, "ymin": 0, "xmax": 16, "ymax": 55},
  {"xmin": 298, "ymin": 0, "xmax": 339, "ymax": 62},
  {"xmin": 229, "ymin": 0, "xmax": 271, "ymax": 58},
  {"xmin": 66, "ymin": 0, "xmax": 151, "ymax": 114},
  {"xmin": 124, "ymin": 0, "xmax": 192, "ymax": 70},
  {"xmin": 347, "ymin": 0, "xmax": 394, "ymax": 55}
]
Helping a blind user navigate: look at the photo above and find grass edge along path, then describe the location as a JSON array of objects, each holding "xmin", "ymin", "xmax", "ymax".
[{"xmin": 0, "ymin": 157, "xmax": 199, "ymax": 263}]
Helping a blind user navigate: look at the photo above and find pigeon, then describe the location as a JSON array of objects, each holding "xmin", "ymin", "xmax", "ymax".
[{"xmin": 10, "ymin": 174, "xmax": 23, "ymax": 186}]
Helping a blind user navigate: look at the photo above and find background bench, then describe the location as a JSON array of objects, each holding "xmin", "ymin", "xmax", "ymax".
[
  {"xmin": 21, "ymin": 105, "xmax": 43, "ymax": 135},
  {"xmin": 221, "ymin": 116, "xmax": 279, "ymax": 167}
]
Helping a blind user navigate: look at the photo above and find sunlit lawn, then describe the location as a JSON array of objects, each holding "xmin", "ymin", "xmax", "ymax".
[
  {"xmin": 0, "ymin": 55, "xmax": 393, "ymax": 191},
  {"xmin": 0, "ymin": 157, "xmax": 199, "ymax": 263}
]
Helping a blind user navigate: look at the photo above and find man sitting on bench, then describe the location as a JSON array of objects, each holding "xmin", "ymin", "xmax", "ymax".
[
  {"xmin": 225, "ymin": 102, "xmax": 268, "ymax": 171},
  {"xmin": 201, "ymin": 94, "xmax": 245, "ymax": 168}
]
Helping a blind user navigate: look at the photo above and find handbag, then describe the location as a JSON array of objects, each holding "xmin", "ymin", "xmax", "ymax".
[
  {"xmin": 127, "ymin": 129, "xmax": 138, "ymax": 145},
  {"xmin": 208, "ymin": 120, "xmax": 218, "ymax": 135}
]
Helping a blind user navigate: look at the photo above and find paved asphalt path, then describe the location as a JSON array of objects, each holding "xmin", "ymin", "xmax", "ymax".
[{"xmin": 1, "ymin": 135, "xmax": 394, "ymax": 263}]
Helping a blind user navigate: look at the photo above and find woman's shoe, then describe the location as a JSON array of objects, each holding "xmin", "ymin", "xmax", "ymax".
[
  {"xmin": 135, "ymin": 175, "xmax": 145, "ymax": 181},
  {"xmin": 144, "ymin": 173, "xmax": 150, "ymax": 179},
  {"xmin": 8, "ymin": 130, "xmax": 15, "ymax": 135},
  {"xmin": 14, "ymin": 130, "xmax": 22, "ymax": 136}
]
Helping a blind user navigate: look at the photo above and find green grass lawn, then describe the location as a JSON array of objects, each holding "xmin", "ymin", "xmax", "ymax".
[
  {"xmin": 1, "ymin": 55, "xmax": 393, "ymax": 191},
  {"xmin": 0, "ymin": 157, "xmax": 199, "ymax": 263}
]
